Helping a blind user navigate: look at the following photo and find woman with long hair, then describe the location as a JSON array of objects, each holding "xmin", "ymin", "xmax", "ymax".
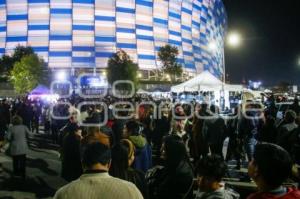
[
  {"xmin": 110, "ymin": 139, "xmax": 148, "ymax": 199},
  {"xmin": 147, "ymin": 135, "xmax": 194, "ymax": 199}
]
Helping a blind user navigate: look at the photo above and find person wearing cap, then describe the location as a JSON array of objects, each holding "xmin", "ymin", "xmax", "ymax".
[
  {"xmin": 277, "ymin": 110, "xmax": 298, "ymax": 152},
  {"xmin": 54, "ymin": 142, "xmax": 143, "ymax": 199},
  {"xmin": 247, "ymin": 143, "xmax": 300, "ymax": 199}
]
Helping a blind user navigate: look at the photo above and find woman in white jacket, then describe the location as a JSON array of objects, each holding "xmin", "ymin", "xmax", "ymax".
[{"xmin": 7, "ymin": 115, "xmax": 31, "ymax": 178}]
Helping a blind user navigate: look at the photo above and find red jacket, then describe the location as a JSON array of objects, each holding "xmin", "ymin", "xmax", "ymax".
[{"xmin": 247, "ymin": 188, "xmax": 300, "ymax": 199}]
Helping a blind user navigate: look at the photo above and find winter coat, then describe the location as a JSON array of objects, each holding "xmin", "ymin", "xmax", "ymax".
[
  {"xmin": 7, "ymin": 125, "xmax": 30, "ymax": 155},
  {"xmin": 147, "ymin": 161, "xmax": 194, "ymax": 199},
  {"xmin": 129, "ymin": 135, "xmax": 152, "ymax": 173},
  {"xmin": 61, "ymin": 132, "xmax": 82, "ymax": 182}
]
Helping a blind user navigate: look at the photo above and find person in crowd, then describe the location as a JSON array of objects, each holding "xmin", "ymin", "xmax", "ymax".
[
  {"xmin": 239, "ymin": 102, "xmax": 264, "ymax": 161},
  {"xmin": 123, "ymin": 120, "xmax": 152, "ymax": 173},
  {"xmin": 152, "ymin": 107, "xmax": 170, "ymax": 154},
  {"xmin": 191, "ymin": 103, "xmax": 210, "ymax": 162},
  {"xmin": 43, "ymin": 105, "xmax": 51, "ymax": 134},
  {"xmin": 202, "ymin": 105, "xmax": 226, "ymax": 158},
  {"xmin": 0, "ymin": 100, "xmax": 9, "ymax": 143},
  {"xmin": 147, "ymin": 135, "xmax": 194, "ymax": 199},
  {"xmin": 58, "ymin": 116, "xmax": 79, "ymax": 146},
  {"xmin": 60, "ymin": 123, "xmax": 82, "ymax": 182},
  {"xmin": 32, "ymin": 103, "xmax": 41, "ymax": 134},
  {"xmin": 277, "ymin": 110, "xmax": 298, "ymax": 153},
  {"xmin": 247, "ymin": 143, "xmax": 300, "ymax": 199},
  {"xmin": 259, "ymin": 114, "xmax": 277, "ymax": 143},
  {"xmin": 81, "ymin": 126, "xmax": 111, "ymax": 148},
  {"xmin": 141, "ymin": 107, "xmax": 154, "ymax": 145},
  {"xmin": 195, "ymin": 155, "xmax": 240, "ymax": 199},
  {"xmin": 290, "ymin": 98, "xmax": 300, "ymax": 116},
  {"xmin": 265, "ymin": 95, "xmax": 277, "ymax": 119},
  {"xmin": 226, "ymin": 106, "xmax": 244, "ymax": 170},
  {"xmin": 110, "ymin": 139, "xmax": 148, "ymax": 198},
  {"xmin": 6, "ymin": 115, "xmax": 31, "ymax": 178},
  {"xmin": 54, "ymin": 142, "xmax": 143, "ymax": 199},
  {"xmin": 17, "ymin": 101, "xmax": 33, "ymax": 131},
  {"xmin": 170, "ymin": 105, "xmax": 187, "ymax": 138},
  {"xmin": 112, "ymin": 109, "xmax": 129, "ymax": 145}
]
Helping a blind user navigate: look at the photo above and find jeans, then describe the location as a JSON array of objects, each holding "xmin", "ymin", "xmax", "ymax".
[{"xmin": 245, "ymin": 137, "xmax": 257, "ymax": 161}]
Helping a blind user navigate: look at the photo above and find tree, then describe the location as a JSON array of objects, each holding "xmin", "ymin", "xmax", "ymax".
[
  {"xmin": 158, "ymin": 44, "xmax": 183, "ymax": 83},
  {"xmin": 12, "ymin": 45, "xmax": 34, "ymax": 63},
  {"xmin": 0, "ymin": 45, "xmax": 34, "ymax": 74},
  {"xmin": 10, "ymin": 54, "xmax": 46, "ymax": 94},
  {"xmin": 0, "ymin": 55, "xmax": 14, "ymax": 73},
  {"xmin": 107, "ymin": 50, "xmax": 139, "ymax": 92}
]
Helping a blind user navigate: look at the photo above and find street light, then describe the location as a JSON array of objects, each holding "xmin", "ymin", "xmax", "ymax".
[
  {"xmin": 56, "ymin": 71, "xmax": 67, "ymax": 81},
  {"xmin": 227, "ymin": 32, "xmax": 242, "ymax": 47},
  {"xmin": 138, "ymin": 72, "xmax": 142, "ymax": 78},
  {"xmin": 209, "ymin": 31, "xmax": 242, "ymax": 111}
]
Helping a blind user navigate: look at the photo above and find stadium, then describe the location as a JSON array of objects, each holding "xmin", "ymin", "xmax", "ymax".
[{"xmin": 0, "ymin": 0, "xmax": 227, "ymax": 80}]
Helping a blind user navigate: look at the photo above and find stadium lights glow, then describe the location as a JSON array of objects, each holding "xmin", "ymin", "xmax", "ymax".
[
  {"xmin": 227, "ymin": 32, "xmax": 241, "ymax": 47},
  {"xmin": 56, "ymin": 71, "xmax": 67, "ymax": 81},
  {"xmin": 208, "ymin": 41, "xmax": 218, "ymax": 52}
]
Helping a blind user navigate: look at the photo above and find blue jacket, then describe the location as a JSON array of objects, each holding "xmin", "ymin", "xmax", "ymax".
[{"xmin": 130, "ymin": 135, "xmax": 152, "ymax": 173}]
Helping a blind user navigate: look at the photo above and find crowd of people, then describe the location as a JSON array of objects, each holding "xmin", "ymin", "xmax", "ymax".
[{"xmin": 1, "ymin": 95, "xmax": 300, "ymax": 198}]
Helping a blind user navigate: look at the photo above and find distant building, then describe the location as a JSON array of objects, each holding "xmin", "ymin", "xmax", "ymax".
[{"xmin": 0, "ymin": 0, "xmax": 227, "ymax": 80}]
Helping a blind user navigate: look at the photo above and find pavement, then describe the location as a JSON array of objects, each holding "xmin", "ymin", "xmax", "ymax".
[{"xmin": 0, "ymin": 130, "xmax": 67, "ymax": 199}]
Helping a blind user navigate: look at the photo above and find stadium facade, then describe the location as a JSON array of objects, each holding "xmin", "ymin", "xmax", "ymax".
[{"xmin": 0, "ymin": 0, "xmax": 227, "ymax": 79}]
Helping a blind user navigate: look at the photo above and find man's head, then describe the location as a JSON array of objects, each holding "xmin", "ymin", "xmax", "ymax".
[
  {"xmin": 86, "ymin": 126, "xmax": 111, "ymax": 147},
  {"xmin": 81, "ymin": 142, "xmax": 111, "ymax": 171},
  {"xmin": 248, "ymin": 143, "xmax": 293, "ymax": 190},
  {"xmin": 196, "ymin": 155, "xmax": 227, "ymax": 192},
  {"xmin": 123, "ymin": 120, "xmax": 140, "ymax": 138},
  {"xmin": 284, "ymin": 110, "xmax": 297, "ymax": 123}
]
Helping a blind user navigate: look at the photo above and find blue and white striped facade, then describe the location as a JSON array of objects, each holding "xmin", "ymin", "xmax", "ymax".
[{"xmin": 0, "ymin": 0, "xmax": 227, "ymax": 78}]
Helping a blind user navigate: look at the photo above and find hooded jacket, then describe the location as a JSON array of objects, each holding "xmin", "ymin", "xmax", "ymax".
[{"xmin": 129, "ymin": 135, "xmax": 152, "ymax": 173}]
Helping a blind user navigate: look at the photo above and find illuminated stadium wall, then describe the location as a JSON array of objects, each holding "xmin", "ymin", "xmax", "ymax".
[{"xmin": 0, "ymin": 0, "xmax": 227, "ymax": 78}]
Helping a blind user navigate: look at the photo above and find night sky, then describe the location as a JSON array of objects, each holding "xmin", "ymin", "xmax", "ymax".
[{"xmin": 222, "ymin": 0, "xmax": 300, "ymax": 86}]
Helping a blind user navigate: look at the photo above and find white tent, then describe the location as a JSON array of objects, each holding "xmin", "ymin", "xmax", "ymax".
[
  {"xmin": 224, "ymin": 84, "xmax": 244, "ymax": 92},
  {"xmin": 171, "ymin": 71, "xmax": 223, "ymax": 92},
  {"xmin": 136, "ymin": 88, "xmax": 150, "ymax": 94}
]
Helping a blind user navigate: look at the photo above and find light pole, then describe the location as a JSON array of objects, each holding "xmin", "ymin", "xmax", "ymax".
[
  {"xmin": 210, "ymin": 32, "xmax": 242, "ymax": 111},
  {"xmin": 222, "ymin": 32, "xmax": 241, "ymax": 110}
]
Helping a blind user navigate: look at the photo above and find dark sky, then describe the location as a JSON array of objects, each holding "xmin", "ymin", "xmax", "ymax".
[{"xmin": 222, "ymin": 0, "xmax": 300, "ymax": 86}]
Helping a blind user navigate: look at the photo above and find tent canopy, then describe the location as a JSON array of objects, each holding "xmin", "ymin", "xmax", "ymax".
[
  {"xmin": 29, "ymin": 85, "xmax": 51, "ymax": 95},
  {"xmin": 171, "ymin": 71, "xmax": 223, "ymax": 92},
  {"xmin": 171, "ymin": 71, "xmax": 245, "ymax": 93}
]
